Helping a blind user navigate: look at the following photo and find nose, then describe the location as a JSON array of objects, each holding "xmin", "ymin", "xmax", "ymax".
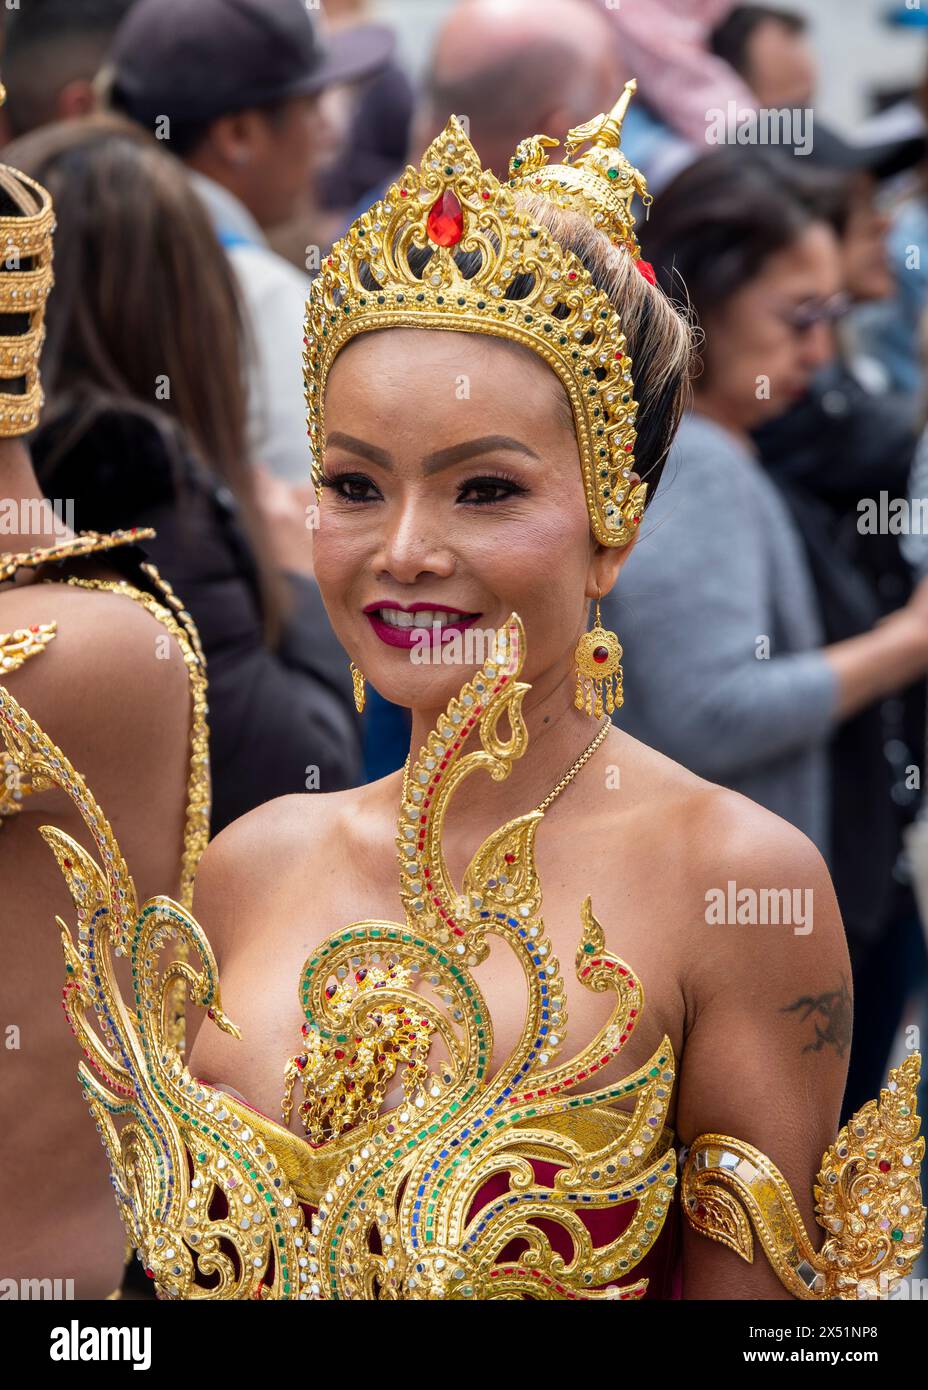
[{"xmin": 372, "ymin": 496, "xmax": 455, "ymax": 585}]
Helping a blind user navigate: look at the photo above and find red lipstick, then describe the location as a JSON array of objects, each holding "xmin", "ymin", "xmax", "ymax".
[{"xmin": 362, "ymin": 601, "xmax": 482, "ymax": 650}]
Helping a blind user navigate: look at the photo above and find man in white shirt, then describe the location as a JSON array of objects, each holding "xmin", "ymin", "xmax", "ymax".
[{"xmin": 109, "ymin": 0, "xmax": 392, "ymax": 484}]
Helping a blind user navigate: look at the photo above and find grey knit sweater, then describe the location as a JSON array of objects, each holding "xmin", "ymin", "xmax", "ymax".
[{"xmin": 603, "ymin": 412, "xmax": 838, "ymax": 854}]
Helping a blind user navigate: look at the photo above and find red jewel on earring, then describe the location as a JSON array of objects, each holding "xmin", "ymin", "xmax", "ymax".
[{"xmin": 592, "ymin": 646, "xmax": 609, "ymax": 664}]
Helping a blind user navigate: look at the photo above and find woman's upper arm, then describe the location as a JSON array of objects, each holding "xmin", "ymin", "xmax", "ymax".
[{"xmin": 675, "ymin": 804, "xmax": 851, "ymax": 1298}]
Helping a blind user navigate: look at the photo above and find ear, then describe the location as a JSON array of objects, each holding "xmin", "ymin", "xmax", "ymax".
[
  {"xmin": 56, "ymin": 80, "xmax": 97, "ymax": 121},
  {"xmin": 211, "ymin": 111, "xmax": 258, "ymax": 166},
  {"xmin": 585, "ymin": 474, "xmax": 644, "ymax": 600},
  {"xmin": 587, "ymin": 528, "xmax": 639, "ymax": 601}
]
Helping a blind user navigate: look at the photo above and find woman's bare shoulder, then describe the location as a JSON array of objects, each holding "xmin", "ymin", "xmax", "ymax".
[
  {"xmin": 608, "ymin": 730, "xmax": 846, "ymax": 969},
  {"xmin": 614, "ymin": 728, "xmax": 833, "ymax": 880},
  {"xmin": 1, "ymin": 579, "xmax": 193, "ymax": 825}
]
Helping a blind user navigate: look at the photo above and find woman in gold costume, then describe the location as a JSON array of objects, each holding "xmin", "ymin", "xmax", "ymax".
[
  {"xmin": 6, "ymin": 83, "xmax": 922, "ymax": 1300},
  {"xmin": 0, "ymin": 108, "xmax": 209, "ymax": 1296}
]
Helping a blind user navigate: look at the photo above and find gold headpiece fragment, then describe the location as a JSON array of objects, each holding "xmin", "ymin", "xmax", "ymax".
[
  {"xmin": 305, "ymin": 83, "xmax": 655, "ymax": 547},
  {"xmin": 0, "ymin": 83, "xmax": 55, "ymax": 437},
  {"xmin": 508, "ymin": 78, "xmax": 652, "ymax": 257}
]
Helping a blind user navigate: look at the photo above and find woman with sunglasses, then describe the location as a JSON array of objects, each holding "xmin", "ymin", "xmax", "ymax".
[{"xmin": 604, "ymin": 149, "xmax": 928, "ymax": 864}]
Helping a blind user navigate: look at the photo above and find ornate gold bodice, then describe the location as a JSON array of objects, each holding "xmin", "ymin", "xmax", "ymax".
[{"xmin": 1, "ymin": 616, "xmax": 922, "ymax": 1299}]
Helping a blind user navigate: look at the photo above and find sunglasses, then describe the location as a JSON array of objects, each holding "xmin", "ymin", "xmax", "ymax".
[{"xmin": 775, "ymin": 291, "xmax": 852, "ymax": 333}]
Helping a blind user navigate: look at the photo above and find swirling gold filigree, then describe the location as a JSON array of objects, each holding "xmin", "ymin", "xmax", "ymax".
[{"xmin": 0, "ymin": 688, "xmax": 314, "ymax": 1300}]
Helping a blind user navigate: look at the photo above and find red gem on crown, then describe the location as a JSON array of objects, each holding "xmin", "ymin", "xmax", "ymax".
[{"xmin": 427, "ymin": 190, "xmax": 465, "ymax": 247}]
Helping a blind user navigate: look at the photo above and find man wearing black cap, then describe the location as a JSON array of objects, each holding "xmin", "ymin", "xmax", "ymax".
[{"xmin": 108, "ymin": 0, "xmax": 392, "ymax": 485}]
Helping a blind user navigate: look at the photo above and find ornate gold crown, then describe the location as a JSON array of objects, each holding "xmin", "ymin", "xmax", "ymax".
[
  {"xmin": 0, "ymin": 85, "xmax": 55, "ymax": 439},
  {"xmin": 304, "ymin": 82, "xmax": 653, "ymax": 547}
]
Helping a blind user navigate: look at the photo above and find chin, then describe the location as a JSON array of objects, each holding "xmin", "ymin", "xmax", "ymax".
[{"xmin": 369, "ymin": 660, "xmax": 483, "ymax": 713}]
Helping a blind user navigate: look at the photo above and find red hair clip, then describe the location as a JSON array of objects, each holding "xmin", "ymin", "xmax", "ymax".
[{"xmin": 636, "ymin": 259, "xmax": 656, "ymax": 285}]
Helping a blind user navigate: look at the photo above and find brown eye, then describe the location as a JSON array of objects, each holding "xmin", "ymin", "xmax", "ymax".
[
  {"xmin": 321, "ymin": 473, "xmax": 381, "ymax": 503},
  {"xmin": 457, "ymin": 475, "xmax": 527, "ymax": 506}
]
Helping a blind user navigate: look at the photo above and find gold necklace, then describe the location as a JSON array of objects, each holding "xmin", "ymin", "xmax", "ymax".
[{"xmin": 401, "ymin": 716, "xmax": 611, "ymax": 816}]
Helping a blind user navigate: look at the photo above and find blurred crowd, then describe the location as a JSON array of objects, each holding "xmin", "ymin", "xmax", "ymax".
[{"xmin": 3, "ymin": 0, "xmax": 928, "ymax": 1130}]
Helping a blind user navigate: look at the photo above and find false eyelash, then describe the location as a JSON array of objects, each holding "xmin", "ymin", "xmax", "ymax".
[
  {"xmin": 318, "ymin": 472, "xmax": 380, "ymax": 501},
  {"xmin": 318, "ymin": 469, "xmax": 529, "ymax": 506},
  {"xmin": 456, "ymin": 471, "xmax": 529, "ymax": 502}
]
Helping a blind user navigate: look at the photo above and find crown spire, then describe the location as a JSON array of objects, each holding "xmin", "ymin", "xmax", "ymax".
[
  {"xmin": 566, "ymin": 76, "xmax": 638, "ymax": 157},
  {"xmin": 508, "ymin": 77, "xmax": 651, "ymax": 255}
]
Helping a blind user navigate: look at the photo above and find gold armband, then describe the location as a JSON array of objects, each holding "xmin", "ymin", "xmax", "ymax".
[{"xmin": 682, "ymin": 1054, "xmax": 924, "ymax": 1298}]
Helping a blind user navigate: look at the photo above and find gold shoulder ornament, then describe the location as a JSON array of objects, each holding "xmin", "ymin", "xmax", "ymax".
[
  {"xmin": 0, "ymin": 85, "xmax": 54, "ymax": 436},
  {"xmin": 0, "ymin": 621, "xmax": 55, "ymax": 819},
  {"xmin": 7, "ymin": 614, "xmax": 923, "ymax": 1299},
  {"xmin": 0, "ymin": 528, "xmax": 210, "ymax": 1056},
  {"xmin": 0, "ymin": 528, "xmax": 209, "ymax": 908}
]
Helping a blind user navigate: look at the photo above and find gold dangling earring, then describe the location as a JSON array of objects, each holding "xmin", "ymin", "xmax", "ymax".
[
  {"xmin": 574, "ymin": 597, "xmax": 624, "ymax": 718},
  {"xmin": 350, "ymin": 662, "xmax": 366, "ymax": 714}
]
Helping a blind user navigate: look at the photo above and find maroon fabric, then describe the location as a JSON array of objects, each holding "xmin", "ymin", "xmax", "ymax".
[{"xmin": 468, "ymin": 1158, "xmax": 681, "ymax": 1299}]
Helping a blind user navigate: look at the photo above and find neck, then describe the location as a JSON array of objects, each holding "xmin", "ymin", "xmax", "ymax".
[
  {"xmin": 691, "ymin": 389, "xmax": 755, "ymax": 450},
  {"xmin": 0, "ymin": 440, "xmax": 75, "ymax": 557},
  {"xmin": 187, "ymin": 154, "xmax": 267, "ymax": 232},
  {"xmin": 406, "ymin": 655, "xmax": 608, "ymax": 836}
]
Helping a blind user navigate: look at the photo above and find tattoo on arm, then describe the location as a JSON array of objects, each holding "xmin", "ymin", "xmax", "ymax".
[{"xmin": 780, "ymin": 976, "xmax": 852, "ymax": 1058}]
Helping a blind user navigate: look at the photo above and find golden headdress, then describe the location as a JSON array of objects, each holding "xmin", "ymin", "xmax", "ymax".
[
  {"xmin": 304, "ymin": 81, "xmax": 654, "ymax": 548},
  {"xmin": 0, "ymin": 84, "xmax": 55, "ymax": 439}
]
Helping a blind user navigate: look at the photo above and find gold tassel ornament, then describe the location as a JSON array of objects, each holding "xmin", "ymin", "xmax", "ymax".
[
  {"xmin": 574, "ymin": 599, "xmax": 623, "ymax": 717},
  {"xmin": 350, "ymin": 663, "xmax": 366, "ymax": 714}
]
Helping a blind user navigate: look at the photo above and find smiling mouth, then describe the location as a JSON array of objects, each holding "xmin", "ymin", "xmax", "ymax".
[
  {"xmin": 371, "ymin": 607, "xmax": 479, "ymax": 629},
  {"xmin": 364, "ymin": 604, "xmax": 483, "ymax": 648}
]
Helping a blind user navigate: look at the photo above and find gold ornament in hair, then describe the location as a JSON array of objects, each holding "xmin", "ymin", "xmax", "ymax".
[
  {"xmin": 0, "ymin": 86, "xmax": 55, "ymax": 439},
  {"xmin": 304, "ymin": 82, "xmax": 654, "ymax": 547}
]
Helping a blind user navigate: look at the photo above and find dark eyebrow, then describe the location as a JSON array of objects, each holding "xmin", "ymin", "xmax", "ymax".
[
  {"xmin": 422, "ymin": 435, "xmax": 541, "ymax": 475},
  {"xmin": 325, "ymin": 431, "xmax": 541, "ymax": 475},
  {"xmin": 325, "ymin": 432, "xmax": 393, "ymax": 467}
]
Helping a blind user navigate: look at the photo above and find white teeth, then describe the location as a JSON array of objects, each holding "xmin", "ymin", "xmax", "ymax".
[{"xmin": 377, "ymin": 609, "xmax": 465, "ymax": 629}]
